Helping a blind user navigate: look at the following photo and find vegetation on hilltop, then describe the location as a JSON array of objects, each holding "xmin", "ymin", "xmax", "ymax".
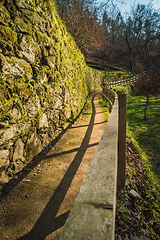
[{"xmin": 55, "ymin": 0, "xmax": 160, "ymax": 74}]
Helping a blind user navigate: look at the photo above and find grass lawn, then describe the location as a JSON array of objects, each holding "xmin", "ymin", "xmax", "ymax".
[
  {"xmin": 127, "ymin": 95, "xmax": 160, "ymax": 178},
  {"xmin": 112, "ymin": 84, "xmax": 160, "ymax": 239},
  {"xmin": 87, "ymin": 61, "xmax": 133, "ymax": 82}
]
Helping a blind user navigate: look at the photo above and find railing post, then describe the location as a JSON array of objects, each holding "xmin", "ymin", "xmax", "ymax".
[
  {"xmin": 106, "ymin": 88, "xmax": 108, "ymax": 102},
  {"xmin": 117, "ymin": 92, "xmax": 127, "ymax": 190},
  {"xmin": 110, "ymin": 90, "xmax": 112, "ymax": 104},
  {"xmin": 102, "ymin": 87, "xmax": 105, "ymax": 101}
]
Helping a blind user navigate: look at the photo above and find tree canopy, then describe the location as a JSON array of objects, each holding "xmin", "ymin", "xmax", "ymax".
[{"xmin": 55, "ymin": 0, "xmax": 160, "ymax": 73}]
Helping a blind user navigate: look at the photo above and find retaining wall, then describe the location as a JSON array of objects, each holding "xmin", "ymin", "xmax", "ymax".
[{"xmin": 0, "ymin": 0, "xmax": 103, "ymax": 185}]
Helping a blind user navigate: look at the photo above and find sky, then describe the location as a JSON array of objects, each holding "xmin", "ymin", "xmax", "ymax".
[
  {"xmin": 98, "ymin": 0, "xmax": 160, "ymax": 15},
  {"xmin": 117, "ymin": 0, "xmax": 160, "ymax": 14}
]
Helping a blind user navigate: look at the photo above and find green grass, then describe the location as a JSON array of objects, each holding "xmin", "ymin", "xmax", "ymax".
[
  {"xmin": 125, "ymin": 132, "xmax": 160, "ymax": 239},
  {"xmin": 115, "ymin": 86, "xmax": 160, "ymax": 239},
  {"xmin": 86, "ymin": 61, "xmax": 133, "ymax": 82},
  {"xmin": 101, "ymin": 83, "xmax": 160, "ymax": 238},
  {"xmin": 104, "ymin": 83, "xmax": 160, "ymax": 174},
  {"xmin": 127, "ymin": 95, "xmax": 160, "ymax": 174},
  {"xmin": 112, "ymin": 84, "xmax": 132, "ymax": 95},
  {"xmin": 104, "ymin": 70, "xmax": 133, "ymax": 82},
  {"xmin": 86, "ymin": 63, "xmax": 108, "ymax": 71},
  {"xmin": 99, "ymin": 94, "xmax": 110, "ymax": 121},
  {"xmin": 113, "ymin": 84, "xmax": 160, "ymax": 171}
]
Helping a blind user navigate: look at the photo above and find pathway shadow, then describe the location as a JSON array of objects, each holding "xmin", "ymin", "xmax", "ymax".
[
  {"xmin": 16, "ymin": 92, "xmax": 98, "ymax": 240},
  {"xmin": 96, "ymin": 111, "xmax": 108, "ymax": 114},
  {"xmin": 70, "ymin": 120, "xmax": 107, "ymax": 129},
  {"xmin": 44, "ymin": 142, "xmax": 99, "ymax": 160},
  {"xmin": 0, "ymin": 99, "xmax": 88, "ymax": 202}
]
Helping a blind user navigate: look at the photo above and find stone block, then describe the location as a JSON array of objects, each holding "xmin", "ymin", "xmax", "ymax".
[
  {"xmin": 0, "ymin": 149, "xmax": 9, "ymax": 171},
  {"xmin": 12, "ymin": 138, "xmax": 25, "ymax": 163},
  {"xmin": 0, "ymin": 4, "xmax": 10, "ymax": 26},
  {"xmin": 25, "ymin": 131, "xmax": 42, "ymax": 161},
  {"xmin": 0, "ymin": 120, "xmax": 9, "ymax": 129},
  {"xmin": 10, "ymin": 108, "xmax": 21, "ymax": 120},
  {"xmin": 0, "ymin": 171, "xmax": 9, "ymax": 185},
  {"xmin": 0, "ymin": 125, "xmax": 18, "ymax": 146},
  {"xmin": 39, "ymin": 113, "xmax": 48, "ymax": 129},
  {"xmin": 20, "ymin": 35, "xmax": 41, "ymax": 64},
  {"xmin": 0, "ymin": 54, "xmax": 33, "ymax": 79},
  {"xmin": 38, "ymin": 133, "xmax": 49, "ymax": 147},
  {"xmin": 46, "ymin": 56, "xmax": 56, "ymax": 69},
  {"xmin": 25, "ymin": 94, "xmax": 41, "ymax": 117}
]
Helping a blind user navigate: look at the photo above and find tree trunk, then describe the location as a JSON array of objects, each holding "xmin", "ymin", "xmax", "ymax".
[
  {"xmin": 144, "ymin": 95, "xmax": 149, "ymax": 119},
  {"xmin": 129, "ymin": 55, "xmax": 134, "ymax": 73},
  {"xmin": 125, "ymin": 36, "xmax": 134, "ymax": 73}
]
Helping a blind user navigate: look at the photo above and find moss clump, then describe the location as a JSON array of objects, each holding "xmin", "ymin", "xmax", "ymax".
[
  {"xmin": 0, "ymin": 26, "xmax": 17, "ymax": 44},
  {"xmin": 35, "ymin": 30, "xmax": 50, "ymax": 44},
  {"xmin": 19, "ymin": 62, "xmax": 33, "ymax": 77},
  {"xmin": 15, "ymin": 17, "xmax": 32, "ymax": 35},
  {"xmin": 46, "ymin": 56, "xmax": 56, "ymax": 69},
  {"xmin": 0, "ymin": 3, "xmax": 11, "ymax": 26},
  {"xmin": 0, "ymin": 39, "xmax": 14, "ymax": 53},
  {"xmin": 0, "ymin": 53, "xmax": 5, "ymax": 71},
  {"xmin": 0, "ymin": 99, "xmax": 13, "ymax": 117}
]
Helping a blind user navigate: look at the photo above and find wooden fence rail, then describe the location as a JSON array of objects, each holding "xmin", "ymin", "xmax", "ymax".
[
  {"xmin": 102, "ymin": 88, "xmax": 127, "ymax": 191},
  {"xmin": 60, "ymin": 91, "xmax": 119, "ymax": 240},
  {"xmin": 105, "ymin": 75, "xmax": 139, "ymax": 88},
  {"xmin": 59, "ymin": 75, "xmax": 139, "ymax": 240}
]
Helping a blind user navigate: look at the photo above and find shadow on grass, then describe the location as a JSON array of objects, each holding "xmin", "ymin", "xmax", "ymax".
[{"xmin": 16, "ymin": 92, "xmax": 98, "ymax": 240}]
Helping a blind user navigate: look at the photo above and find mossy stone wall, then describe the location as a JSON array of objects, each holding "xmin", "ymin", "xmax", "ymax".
[{"xmin": 0, "ymin": 0, "xmax": 103, "ymax": 185}]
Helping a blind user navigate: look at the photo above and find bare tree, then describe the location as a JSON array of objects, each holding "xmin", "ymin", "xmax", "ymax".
[
  {"xmin": 134, "ymin": 61, "xmax": 160, "ymax": 119},
  {"xmin": 124, "ymin": 4, "xmax": 160, "ymax": 72},
  {"xmin": 56, "ymin": 0, "xmax": 103, "ymax": 53}
]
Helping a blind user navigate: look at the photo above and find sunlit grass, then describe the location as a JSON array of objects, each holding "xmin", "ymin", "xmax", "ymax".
[
  {"xmin": 112, "ymin": 84, "xmax": 160, "ymax": 238},
  {"xmin": 87, "ymin": 61, "xmax": 133, "ymax": 82},
  {"xmin": 127, "ymin": 95, "xmax": 160, "ymax": 176},
  {"xmin": 125, "ymin": 131, "xmax": 160, "ymax": 239},
  {"xmin": 104, "ymin": 70, "xmax": 133, "ymax": 82},
  {"xmin": 101, "ymin": 83, "xmax": 160, "ymax": 238},
  {"xmin": 112, "ymin": 84, "xmax": 132, "ymax": 95},
  {"xmin": 99, "ymin": 94, "xmax": 110, "ymax": 121}
]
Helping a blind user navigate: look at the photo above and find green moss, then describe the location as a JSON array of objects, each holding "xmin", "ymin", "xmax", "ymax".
[
  {"xmin": 0, "ymin": 26, "xmax": 17, "ymax": 44},
  {"xmin": 46, "ymin": 56, "xmax": 56, "ymax": 69},
  {"xmin": 19, "ymin": 62, "xmax": 33, "ymax": 76},
  {"xmin": 35, "ymin": 30, "xmax": 50, "ymax": 44},
  {"xmin": 0, "ymin": 0, "xmax": 103, "ymax": 159},
  {"xmin": 0, "ymin": 38, "xmax": 14, "ymax": 53},
  {"xmin": 0, "ymin": 99, "xmax": 13, "ymax": 117},
  {"xmin": 0, "ymin": 53, "xmax": 4, "ymax": 71},
  {"xmin": 15, "ymin": 17, "xmax": 32, "ymax": 35},
  {"xmin": 53, "ymin": 70, "xmax": 61, "ymax": 82}
]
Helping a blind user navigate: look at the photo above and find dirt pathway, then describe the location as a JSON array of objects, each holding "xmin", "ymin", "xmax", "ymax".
[{"xmin": 0, "ymin": 91, "xmax": 108, "ymax": 240}]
